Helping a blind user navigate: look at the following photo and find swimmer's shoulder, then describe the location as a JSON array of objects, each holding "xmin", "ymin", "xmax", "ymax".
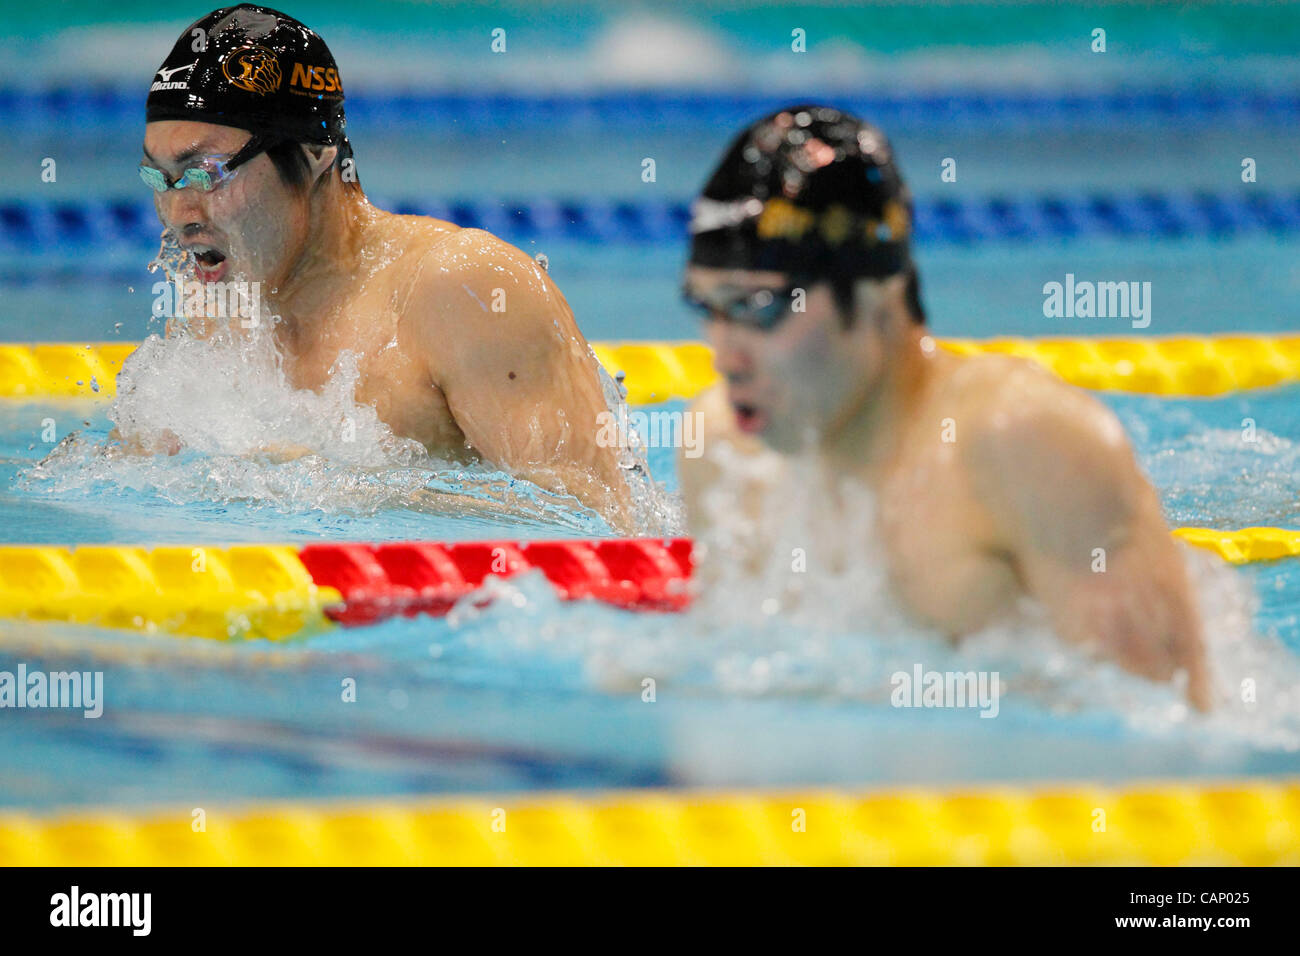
[
  {"xmin": 946, "ymin": 350, "xmax": 1138, "ymax": 490},
  {"xmin": 944, "ymin": 349, "xmax": 1102, "ymax": 424},
  {"xmin": 383, "ymin": 209, "xmax": 535, "ymax": 266},
  {"xmin": 399, "ymin": 219, "xmax": 551, "ymax": 299},
  {"xmin": 369, "ymin": 208, "xmax": 512, "ymax": 267},
  {"xmin": 366, "ymin": 200, "xmax": 547, "ymax": 291},
  {"xmin": 946, "ymin": 348, "xmax": 1057, "ymax": 391},
  {"xmin": 396, "ymin": 222, "xmax": 573, "ymax": 373},
  {"xmin": 370, "ymin": 208, "xmax": 461, "ymax": 252}
]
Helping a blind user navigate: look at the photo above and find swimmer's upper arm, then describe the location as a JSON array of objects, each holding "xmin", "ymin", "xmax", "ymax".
[
  {"xmin": 963, "ymin": 382, "xmax": 1210, "ymax": 710},
  {"xmin": 414, "ymin": 230, "xmax": 635, "ymax": 530}
]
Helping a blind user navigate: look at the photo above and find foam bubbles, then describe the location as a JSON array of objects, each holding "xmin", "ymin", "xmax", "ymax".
[{"xmin": 113, "ymin": 330, "xmax": 427, "ymax": 465}]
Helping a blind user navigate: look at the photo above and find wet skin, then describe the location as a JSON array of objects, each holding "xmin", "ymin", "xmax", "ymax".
[
  {"xmin": 680, "ymin": 266, "xmax": 1212, "ymax": 711},
  {"xmin": 137, "ymin": 121, "xmax": 635, "ymax": 530}
]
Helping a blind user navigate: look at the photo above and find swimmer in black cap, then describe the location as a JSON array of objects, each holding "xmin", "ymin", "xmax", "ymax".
[
  {"xmin": 680, "ymin": 105, "xmax": 1211, "ymax": 709},
  {"xmin": 134, "ymin": 5, "xmax": 636, "ymax": 528}
]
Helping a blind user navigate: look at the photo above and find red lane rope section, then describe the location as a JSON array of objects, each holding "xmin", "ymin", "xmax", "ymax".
[{"xmin": 298, "ymin": 539, "xmax": 695, "ymax": 625}]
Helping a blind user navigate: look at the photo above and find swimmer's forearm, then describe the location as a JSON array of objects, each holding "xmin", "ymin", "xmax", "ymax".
[
  {"xmin": 107, "ymin": 426, "xmax": 182, "ymax": 456},
  {"xmin": 109, "ymin": 427, "xmax": 313, "ymax": 461},
  {"xmin": 511, "ymin": 459, "xmax": 638, "ymax": 535},
  {"xmin": 413, "ymin": 474, "xmax": 621, "ymax": 531},
  {"xmin": 255, "ymin": 442, "xmax": 314, "ymax": 462},
  {"xmin": 413, "ymin": 488, "xmax": 523, "ymax": 518}
]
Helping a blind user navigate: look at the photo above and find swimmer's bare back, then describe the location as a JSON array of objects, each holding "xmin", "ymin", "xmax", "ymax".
[
  {"xmin": 682, "ymin": 350, "xmax": 1212, "ymax": 711},
  {"xmin": 147, "ymin": 206, "xmax": 637, "ymax": 531}
]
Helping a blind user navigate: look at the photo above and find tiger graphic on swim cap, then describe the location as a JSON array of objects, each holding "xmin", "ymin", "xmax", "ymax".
[{"xmin": 222, "ymin": 45, "xmax": 282, "ymax": 95}]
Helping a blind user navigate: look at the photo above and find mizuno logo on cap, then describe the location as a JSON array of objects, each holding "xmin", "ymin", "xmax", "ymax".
[{"xmin": 150, "ymin": 62, "xmax": 194, "ymax": 92}]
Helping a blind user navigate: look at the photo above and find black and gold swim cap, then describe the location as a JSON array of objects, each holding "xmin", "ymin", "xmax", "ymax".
[
  {"xmin": 689, "ymin": 105, "xmax": 913, "ymax": 281},
  {"xmin": 145, "ymin": 5, "xmax": 348, "ymax": 151}
]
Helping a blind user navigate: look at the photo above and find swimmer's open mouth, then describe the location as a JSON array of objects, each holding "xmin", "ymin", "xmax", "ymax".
[
  {"xmin": 188, "ymin": 245, "xmax": 228, "ymax": 281},
  {"xmin": 732, "ymin": 402, "xmax": 767, "ymax": 435}
]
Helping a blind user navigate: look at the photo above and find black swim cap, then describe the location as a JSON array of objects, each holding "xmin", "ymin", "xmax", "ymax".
[
  {"xmin": 146, "ymin": 5, "xmax": 349, "ymax": 152},
  {"xmin": 689, "ymin": 105, "xmax": 912, "ymax": 281}
]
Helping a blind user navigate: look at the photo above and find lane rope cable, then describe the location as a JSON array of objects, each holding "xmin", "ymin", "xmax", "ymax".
[
  {"xmin": 2, "ymin": 779, "xmax": 1296, "ymax": 865},
  {"xmin": 2, "ymin": 191, "xmax": 1298, "ymax": 251},
  {"xmin": 2, "ymin": 335, "xmax": 1300, "ymax": 402},
  {"xmin": 0, "ymin": 530, "xmax": 1293, "ymax": 638}
]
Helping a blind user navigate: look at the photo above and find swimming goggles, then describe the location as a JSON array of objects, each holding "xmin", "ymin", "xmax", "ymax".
[
  {"xmin": 682, "ymin": 279, "xmax": 808, "ymax": 332},
  {"xmin": 138, "ymin": 134, "xmax": 275, "ymax": 193}
]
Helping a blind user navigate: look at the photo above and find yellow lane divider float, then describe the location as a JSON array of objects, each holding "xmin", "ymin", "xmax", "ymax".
[
  {"xmin": 596, "ymin": 335, "xmax": 1300, "ymax": 402},
  {"xmin": 0, "ymin": 530, "xmax": 1294, "ymax": 640},
  {"xmin": 1, "ymin": 779, "xmax": 1297, "ymax": 865},
  {"xmin": 1173, "ymin": 527, "xmax": 1300, "ymax": 564},
  {"xmin": 0, "ymin": 344, "xmax": 135, "ymax": 399},
  {"xmin": 0, "ymin": 545, "xmax": 339, "ymax": 640},
  {"xmin": 2, "ymin": 336, "xmax": 1300, "ymax": 403}
]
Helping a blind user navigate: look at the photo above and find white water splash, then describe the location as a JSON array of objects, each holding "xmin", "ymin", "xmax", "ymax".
[{"xmin": 113, "ymin": 329, "xmax": 427, "ymax": 466}]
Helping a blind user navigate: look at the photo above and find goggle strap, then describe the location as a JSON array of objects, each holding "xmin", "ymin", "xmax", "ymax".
[{"xmin": 224, "ymin": 134, "xmax": 278, "ymax": 173}]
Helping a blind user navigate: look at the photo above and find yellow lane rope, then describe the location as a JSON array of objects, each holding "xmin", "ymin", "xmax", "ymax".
[
  {"xmin": 595, "ymin": 336, "xmax": 1300, "ymax": 402},
  {"xmin": 2, "ymin": 779, "xmax": 1296, "ymax": 865},
  {"xmin": 0, "ymin": 344, "xmax": 135, "ymax": 399},
  {"xmin": 1172, "ymin": 527, "xmax": 1300, "ymax": 564},
  {"xmin": 0, "ymin": 530, "xmax": 1292, "ymax": 640},
  {"xmin": 2, "ymin": 336, "xmax": 1299, "ymax": 403},
  {"xmin": 0, "ymin": 545, "xmax": 339, "ymax": 640}
]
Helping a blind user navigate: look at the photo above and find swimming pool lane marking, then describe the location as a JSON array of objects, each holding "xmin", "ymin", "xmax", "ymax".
[
  {"xmin": 0, "ymin": 545, "xmax": 340, "ymax": 641},
  {"xmin": 1172, "ymin": 527, "xmax": 1300, "ymax": 565},
  {"xmin": 0, "ymin": 531, "xmax": 1294, "ymax": 638},
  {"xmin": 8, "ymin": 84, "xmax": 1297, "ymax": 131},
  {"xmin": 2, "ymin": 336, "xmax": 1299, "ymax": 403},
  {"xmin": 1, "ymin": 778, "xmax": 1296, "ymax": 865},
  {"xmin": 593, "ymin": 336, "xmax": 1300, "ymax": 401},
  {"xmin": 5, "ymin": 190, "xmax": 1299, "ymax": 251}
]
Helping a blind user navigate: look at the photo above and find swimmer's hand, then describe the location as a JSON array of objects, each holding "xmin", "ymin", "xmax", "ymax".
[
  {"xmin": 254, "ymin": 443, "xmax": 315, "ymax": 463},
  {"xmin": 107, "ymin": 427, "xmax": 182, "ymax": 456},
  {"xmin": 105, "ymin": 429, "xmax": 314, "ymax": 463}
]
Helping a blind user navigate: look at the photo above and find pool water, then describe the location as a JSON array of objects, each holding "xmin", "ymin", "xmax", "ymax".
[
  {"xmin": 2, "ymin": 379, "xmax": 1299, "ymax": 808},
  {"xmin": 0, "ymin": 559, "xmax": 1297, "ymax": 808},
  {"xmin": 2, "ymin": 2, "xmax": 1300, "ymax": 810}
]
